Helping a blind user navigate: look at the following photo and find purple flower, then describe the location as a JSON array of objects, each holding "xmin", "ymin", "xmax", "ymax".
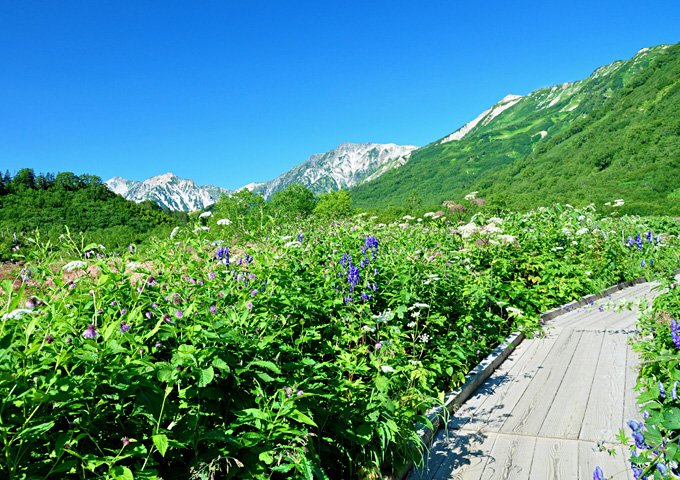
[
  {"xmin": 155, "ymin": 342, "xmax": 162, "ymax": 347},
  {"xmin": 593, "ymin": 466, "xmax": 605, "ymax": 480},
  {"xmin": 129, "ymin": 244, "xmax": 135, "ymax": 253},
  {"xmin": 297, "ymin": 390, "xmax": 303, "ymax": 396},
  {"xmin": 120, "ymin": 322, "xmax": 131, "ymax": 333},
  {"xmin": 177, "ymin": 365, "xmax": 184, "ymax": 372},
  {"xmin": 641, "ymin": 259, "xmax": 645, "ymax": 267},
  {"xmin": 111, "ymin": 301, "xmax": 117, "ymax": 307},
  {"xmin": 246, "ymin": 301, "xmax": 253, "ymax": 310},
  {"xmin": 673, "ymin": 381, "xmax": 678, "ymax": 401},
  {"xmin": 175, "ymin": 310, "xmax": 183, "ymax": 319},
  {"xmin": 82, "ymin": 324, "xmax": 99, "ymax": 339},
  {"xmin": 208, "ymin": 271, "xmax": 216, "ymax": 280},
  {"xmin": 671, "ymin": 319, "xmax": 680, "ymax": 349},
  {"xmin": 251, "ymin": 289, "xmax": 258, "ymax": 298},
  {"xmin": 147, "ymin": 276, "xmax": 157, "ymax": 286},
  {"xmin": 375, "ymin": 342, "xmax": 382, "ymax": 350},
  {"xmin": 145, "ymin": 311, "xmax": 152, "ymax": 319},
  {"xmin": 25, "ymin": 296, "xmax": 37, "ymax": 310},
  {"xmin": 122, "ymin": 437, "xmax": 130, "ymax": 446},
  {"xmin": 120, "ymin": 308, "xmax": 127, "ymax": 315},
  {"xmin": 45, "ymin": 334, "xmax": 54, "ymax": 344},
  {"xmin": 627, "ymin": 420, "xmax": 641, "ymax": 432},
  {"xmin": 163, "ymin": 313, "xmax": 171, "ymax": 323},
  {"xmin": 210, "ymin": 305, "xmax": 217, "ymax": 314}
]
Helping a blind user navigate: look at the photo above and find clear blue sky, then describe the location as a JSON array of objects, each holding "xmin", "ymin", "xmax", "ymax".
[{"xmin": 2, "ymin": 1, "xmax": 679, "ymax": 190}]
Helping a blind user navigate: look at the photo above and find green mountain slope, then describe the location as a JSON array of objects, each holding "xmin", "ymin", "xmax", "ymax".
[
  {"xmin": 351, "ymin": 43, "xmax": 680, "ymax": 214},
  {"xmin": 0, "ymin": 169, "xmax": 184, "ymax": 258}
]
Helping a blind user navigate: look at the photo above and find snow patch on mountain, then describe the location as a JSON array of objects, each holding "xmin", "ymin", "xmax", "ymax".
[{"xmin": 439, "ymin": 94, "xmax": 523, "ymax": 144}]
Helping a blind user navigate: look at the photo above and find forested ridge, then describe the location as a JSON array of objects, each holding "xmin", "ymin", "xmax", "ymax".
[{"xmin": 0, "ymin": 169, "xmax": 184, "ymax": 259}]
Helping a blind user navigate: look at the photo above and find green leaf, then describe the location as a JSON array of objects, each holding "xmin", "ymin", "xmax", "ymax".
[
  {"xmin": 212, "ymin": 357, "xmax": 230, "ymax": 372},
  {"xmin": 259, "ymin": 451, "xmax": 274, "ymax": 464},
  {"xmin": 152, "ymin": 434, "xmax": 169, "ymax": 457},
  {"xmin": 251, "ymin": 360, "xmax": 281, "ymax": 374},
  {"xmin": 661, "ymin": 408, "xmax": 680, "ymax": 430},
  {"xmin": 290, "ymin": 409, "xmax": 317, "ymax": 427},
  {"xmin": 198, "ymin": 366, "xmax": 214, "ymax": 388},
  {"xmin": 110, "ymin": 465, "xmax": 134, "ymax": 480}
]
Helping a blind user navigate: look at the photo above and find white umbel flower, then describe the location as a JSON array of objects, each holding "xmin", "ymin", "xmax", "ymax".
[{"xmin": 62, "ymin": 261, "xmax": 87, "ymax": 272}]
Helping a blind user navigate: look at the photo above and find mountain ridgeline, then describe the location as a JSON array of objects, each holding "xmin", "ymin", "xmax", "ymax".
[{"xmin": 351, "ymin": 44, "xmax": 680, "ymax": 215}]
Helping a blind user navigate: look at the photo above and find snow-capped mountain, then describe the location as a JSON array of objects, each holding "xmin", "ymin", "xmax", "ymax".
[
  {"xmin": 105, "ymin": 173, "xmax": 231, "ymax": 211},
  {"xmin": 249, "ymin": 142, "xmax": 418, "ymax": 199}
]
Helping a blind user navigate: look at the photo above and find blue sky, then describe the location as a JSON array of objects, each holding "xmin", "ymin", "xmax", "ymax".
[{"xmin": 2, "ymin": 1, "xmax": 679, "ymax": 190}]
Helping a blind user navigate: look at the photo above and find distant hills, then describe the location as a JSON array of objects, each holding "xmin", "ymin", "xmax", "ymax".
[
  {"xmin": 105, "ymin": 43, "xmax": 680, "ymax": 215},
  {"xmin": 351, "ymin": 44, "xmax": 680, "ymax": 214}
]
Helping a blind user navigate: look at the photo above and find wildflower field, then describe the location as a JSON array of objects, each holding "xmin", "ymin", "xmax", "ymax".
[{"xmin": 1, "ymin": 204, "xmax": 679, "ymax": 480}]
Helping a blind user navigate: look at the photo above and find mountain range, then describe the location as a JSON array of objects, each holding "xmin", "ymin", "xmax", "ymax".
[
  {"xmin": 106, "ymin": 143, "xmax": 417, "ymax": 210},
  {"xmin": 106, "ymin": 42, "xmax": 680, "ymax": 215}
]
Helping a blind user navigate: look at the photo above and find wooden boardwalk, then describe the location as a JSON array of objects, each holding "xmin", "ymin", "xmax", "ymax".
[{"xmin": 410, "ymin": 281, "xmax": 660, "ymax": 480}]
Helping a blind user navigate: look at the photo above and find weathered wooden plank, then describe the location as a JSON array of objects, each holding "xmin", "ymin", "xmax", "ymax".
[
  {"xmin": 538, "ymin": 329, "xmax": 604, "ymax": 439},
  {"xmin": 478, "ymin": 433, "xmax": 536, "ymax": 480},
  {"xmin": 448, "ymin": 339, "xmax": 536, "ymax": 431},
  {"xmin": 462, "ymin": 329, "xmax": 561, "ymax": 433},
  {"xmin": 579, "ymin": 331, "xmax": 628, "ymax": 443},
  {"xmin": 500, "ymin": 328, "xmax": 582, "ymax": 436},
  {"xmin": 528, "ymin": 437, "xmax": 579, "ymax": 480},
  {"xmin": 411, "ymin": 431, "xmax": 496, "ymax": 480}
]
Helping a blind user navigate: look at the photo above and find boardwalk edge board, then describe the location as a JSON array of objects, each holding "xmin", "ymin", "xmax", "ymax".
[{"xmin": 389, "ymin": 271, "xmax": 679, "ymax": 480}]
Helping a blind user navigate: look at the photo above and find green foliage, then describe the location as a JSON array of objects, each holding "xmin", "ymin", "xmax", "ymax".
[
  {"xmin": 0, "ymin": 169, "xmax": 183, "ymax": 261},
  {"xmin": 269, "ymin": 184, "xmax": 317, "ymax": 219},
  {"xmin": 314, "ymin": 190, "xmax": 353, "ymax": 218},
  {"xmin": 2, "ymin": 204, "xmax": 678, "ymax": 479}
]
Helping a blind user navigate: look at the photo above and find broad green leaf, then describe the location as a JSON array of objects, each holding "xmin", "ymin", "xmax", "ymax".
[
  {"xmin": 152, "ymin": 434, "xmax": 169, "ymax": 457},
  {"xmin": 198, "ymin": 366, "xmax": 214, "ymax": 387},
  {"xmin": 110, "ymin": 466, "xmax": 134, "ymax": 480},
  {"xmin": 290, "ymin": 409, "xmax": 317, "ymax": 427},
  {"xmin": 251, "ymin": 360, "xmax": 281, "ymax": 374},
  {"xmin": 661, "ymin": 408, "xmax": 680, "ymax": 430}
]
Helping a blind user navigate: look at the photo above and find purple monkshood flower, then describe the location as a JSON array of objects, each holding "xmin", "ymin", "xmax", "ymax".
[
  {"xmin": 627, "ymin": 420, "xmax": 641, "ymax": 432},
  {"xmin": 644, "ymin": 410, "xmax": 650, "ymax": 419},
  {"xmin": 632, "ymin": 430, "xmax": 646, "ymax": 449},
  {"xmin": 671, "ymin": 319, "xmax": 680, "ymax": 349},
  {"xmin": 657, "ymin": 463, "xmax": 668, "ymax": 476},
  {"xmin": 175, "ymin": 310, "xmax": 183, "ymax": 319},
  {"xmin": 120, "ymin": 321, "xmax": 131, "ymax": 333},
  {"xmin": 672, "ymin": 381, "xmax": 678, "ymax": 401},
  {"xmin": 82, "ymin": 324, "xmax": 99, "ymax": 339},
  {"xmin": 210, "ymin": 305, "xmax": 217, "ymax": 314},
  {"xmin": 641, "ymin": 259, "xmax": 646, "ymax": 267},
  {"xmin": 659, "ymin": 381, "xmax": 666, "ymax": 399},
  {"xmin": 246, "ymin": 301, "xmax": 253, "ymax": 310},
  {"xmin": 593, "ymin": 466, "xmax": 606, "ymax": 480}
]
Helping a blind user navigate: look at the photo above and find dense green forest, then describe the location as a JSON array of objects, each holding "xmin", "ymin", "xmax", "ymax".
[
  {"xmin": 0, "ymin": 169, "xmax": 185, "ymax": 259},
  {"xmin": 351, "ymin": 43, "xmax": 680, "ymax": 215}
]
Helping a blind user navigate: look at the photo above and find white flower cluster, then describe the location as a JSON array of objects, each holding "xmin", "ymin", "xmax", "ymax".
[
  {"xmin": 465, "ymin": 191, "xmax": 478, "ymax": 200},
  {"xmin": 62, "ymin": 260, "xmax": 87, "ymax": 272},
  {"xmin": 217, "ymin": 218, "xmax": 233, "ymax": 226},
  {"xmin": 1, "ymin": 309, "xmax": 34, "ymax": 321},
  {"xmin": 372, "ymin": 310, "xmax": 393, "ymax": 324},
  {"xmin": 506, "ymin": 306, "xmax": 524, "ymax": 318},
  {"xmin": 199, "ymin": 211, "xmax": 213, "ymax": 218},
  {"xmin": 418, "ymin": 333, "xmax": 431, "ymax": 343}
]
